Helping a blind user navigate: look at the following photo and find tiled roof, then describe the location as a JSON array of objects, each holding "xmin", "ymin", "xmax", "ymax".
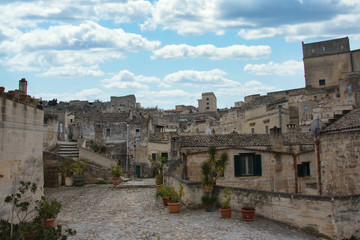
[
  {"xmin": 179, "ymin": 133, "xmax": 271, "ymax": 148},
  {"xmin": 178, "ymin": 132, "xmax": 314, "ymax": 149},
  {"xmin": 322, "ymin": 108, "xmax": 360, "ymax": 133}
]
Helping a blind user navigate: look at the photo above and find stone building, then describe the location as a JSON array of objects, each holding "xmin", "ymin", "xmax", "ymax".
[
  {"xmin": 0, "ymin": 83, "xmax": 44, "ymax": 221},
  {"xmin": 302, "ymin": 37, "xmax": 360, "ymax": 89},
  {"xmin": 320, "ymin": 108, "xmax": 360, "ymax": 196},
  {"xmin": 198, "ymin": 92, "xmax": 217, "ymax": 112}
]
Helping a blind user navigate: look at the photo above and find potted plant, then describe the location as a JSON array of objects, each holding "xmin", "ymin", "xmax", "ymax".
[
  {"xmin": 219, "ymin": 187, "xmax": 234, "ymax": 218},
  {"xmin": 110, "ymin": 163, "xmax": 123, "ymax": 185},
  {"xmin": 71, "ymin": 158, "xmax": 88, "ymax": 186},
  {"xmin": 167, "ymin": 184, "xmax": 184, "ymax": 213},
  {"xmin": 155, "ymin": 185, "xmax": 171, "ymax": 206},
  {"xmin": 240, "ymin": 191, "xmax": 269, "ymax": 221},
  {"xmin": 148, "ymin": 154, "xmax": 166, "ymax": 189},
  {"xmin": 200, "ymin": 146, "xmax": 229, "ymax": 212},
  {"xmin": 59, "ymin": 159, "xmax": 74, "ymax": 187},
  {"xmin": 36, "ymin": 197, "xmax": 61, "ymax": 228}
]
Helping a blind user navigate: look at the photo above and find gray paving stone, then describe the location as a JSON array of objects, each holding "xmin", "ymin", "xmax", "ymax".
[{"xmin": 46, "ymin": 184, "xmax": 321, "ymax": 240}]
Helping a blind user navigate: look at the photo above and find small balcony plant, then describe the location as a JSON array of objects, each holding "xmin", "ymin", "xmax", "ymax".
[
  {"xmin": 36, "ymin": 197, "xmax": 62, "ymax": 228},
  {"xmin": 240, "ymin": 191, "xmax": 269, "ymax": 221},
  {"xmin": 71, "ymin": 158, "xmax": 88, "ymax": 186},
  {"xmin": 219, "ymin": 187, "xmax": 234, "ymax": 218},
  {"xmin": 110, "ymin": 163, "xmax": 123, "ymax": 185},
  {"xmin": 168, "ymin": 184, "xmax": 184, "ymax": 213},
  {"xmin": 155, "ymin": 185, "xmax": 171, "ymax": 206}
]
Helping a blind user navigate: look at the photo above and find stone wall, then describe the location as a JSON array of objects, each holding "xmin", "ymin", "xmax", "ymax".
[
  {"xmin": 43, "ymin": 151, "xmax": 112, "ymax": 185},
  {"xmin": 0, "ymin": 95, "xmax": 44, "ymax": 221},
  {"xmin": 166, "ymin": 174, "xmax": 360, "ymax": 239},
  {"xmin": 304, "ymin": 53, "xmax": 351, "ymax": 88},
  {"xmin": 184, "ymin": 148, "xmax": 316, "ymax": 194},
  {"xmin": 320, "ymin": 129, "xmax": 360, "ymax": 196}
]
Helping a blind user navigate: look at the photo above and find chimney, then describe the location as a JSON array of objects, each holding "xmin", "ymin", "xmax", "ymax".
[{"xmin": 19, "ymin": 78, "xmax": 27, "ymax": 95}]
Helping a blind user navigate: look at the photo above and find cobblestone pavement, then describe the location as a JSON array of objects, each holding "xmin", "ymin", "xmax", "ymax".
[{"xmin": 46, "ymin": 183, "xmax": 321, "ymax": 240}]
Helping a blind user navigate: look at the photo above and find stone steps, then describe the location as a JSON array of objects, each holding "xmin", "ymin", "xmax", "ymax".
[{"xmin": 57, "ymin": 141, "xmax": 79, "ymax": 158}]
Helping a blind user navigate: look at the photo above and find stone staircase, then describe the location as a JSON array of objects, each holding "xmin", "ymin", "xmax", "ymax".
[{"xmin": 57, "ymin": 141, "xmax": 79, "ymax": 158}]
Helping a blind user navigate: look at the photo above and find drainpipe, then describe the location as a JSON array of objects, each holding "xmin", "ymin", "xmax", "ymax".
[
  {"xmin": 293, "ymin": 154, "xmax": 298, "ymax": 194},
  {"xmin": 315, "ymin": 137, "xmax": 322, "ymax": 195}
]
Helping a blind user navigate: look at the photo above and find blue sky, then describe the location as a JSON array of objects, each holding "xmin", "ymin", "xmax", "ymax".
[{"xmin": 1, "ymin": 0, "xmax": 360, "ymax": 109}]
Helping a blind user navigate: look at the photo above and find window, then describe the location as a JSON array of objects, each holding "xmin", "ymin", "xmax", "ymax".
[
  {"xmin": 304, "ymin": 105, "xmax": 308, "ymax": 112},
  {"xmin": 322, "ymin": 46, "xmax": 326, "ymax": 52},
  {"xmin": 251, "ymin": 128, "xmax": 255, "ymax": 134},
  {"xmin": 206, "ymin": 107, "xmax": 210, "ymax": 110},
  {"xmin": 348, "ymin": 85, "xmax": 352, "ymax": 93},
  {"xmin": 206, "ymin": 102, "xmax": 209, "ymax": 105},
  {"xmin": 349, "ymin": 95, "xmax": 352, "ymax": 99},
  {"xmin": 151, "ymin": 153, "xmax": 156, "ymax": 161},
  {"xmin": 340, "ymin": 45, "xmax": 345, "ymax": 51},
  {"xmin": 135, "ymin": 128, "xmax": 140, "ymax": 137},
  {"xmin": 311, "ymin": 49, "xmax": 315, "ymax": 54},
  {"xmin": 349, "ymin": 100, "xmax": 353, "ymax": 105},
  {"xmin": 319, "ymin": 79, "xmax": 326, "ymax": 86},
  {"xmin": 206, "ymin": 97, "xmax": 209, "ymax": 100},
  {"xmin": 106, "ymin": 128, "xmax": 111, "ymax": 137},
  {"xmin": 298, "ymin": 162, "xmax": 310, "ymax": 177},
  {"xmin": 265, "ymin": 125, "xmax": 269, "ymax": 134},
  {"xmin": 234, "ymin": 153, "xmax": 262, "ymax": 177}
]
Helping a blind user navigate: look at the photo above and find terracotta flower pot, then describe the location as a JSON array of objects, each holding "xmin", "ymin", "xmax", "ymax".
[
  {"xmin": 44, "ymin": 218, "xmax": 56, "ymax": 228},
  {"xmin": 155, "ymin": 184, "xmax": 162, "ymax": 190},
  {"xmin": 161, "ymin": 197, "xmax": 170, "ymax": 206},
  {"xmin": 219, "ymin": 208, "xmax": 232, "ymax": 218},
  {"xmin": 112, "ymin": 177, "xmax": 121, "ymax": 185},
  {"xmin": 168, "ymin": 202, "xmax": 180, "ymax": 213},
  {"xmin": 241, "ymin": 208, "xmax": 256, "ymax": 221}
]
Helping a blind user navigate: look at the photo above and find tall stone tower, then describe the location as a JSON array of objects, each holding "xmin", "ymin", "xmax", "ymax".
[
  {"xmin": 198, "ymin": 92, "xmax": 217, "ymax": 112},
  {"xmin": 19, "ymin": 78, "xmax": 27, "ymax": 95}
]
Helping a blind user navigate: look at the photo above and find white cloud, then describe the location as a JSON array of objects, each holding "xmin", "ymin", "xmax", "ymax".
[
  {"xmin": 141, "ymin": 0, "xmax": 251, "ymax": 35},
  {"xmin": 238, "ymin": 13, "xmax": 360, "ymax": 42},
  {"xmin": 37, "ymin": 65, "xmax": 104, "ymax": 78},
  {"xmin": 151, "ymin": 44, "xmax": 271, "ymax": 60},
  {"xmin": 244, "ymin": 60, "xmax": 303, "ymax": 76},
  {"xmin": 0, "ymin": 21, "xmax": 160, "ymax": 76},
  {"xmin": 102, "ymin": 70, "xmax": 160, "ymax": 90},
  {"xmin": 163, "ymin": 69, "xmax": 241, "ymax": 88}
]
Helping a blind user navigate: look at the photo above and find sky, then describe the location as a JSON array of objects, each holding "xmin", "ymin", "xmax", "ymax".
[{"xmin": 1, "ymin": 0, "xmax": 360, "ymax": 110}]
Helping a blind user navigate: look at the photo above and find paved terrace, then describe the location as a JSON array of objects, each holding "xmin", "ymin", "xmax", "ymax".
[{"xmin": 46, "ymin": 179, "xmax": 321, "ymax": 240}]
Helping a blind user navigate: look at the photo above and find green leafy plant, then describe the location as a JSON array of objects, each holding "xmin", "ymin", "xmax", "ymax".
[
  {"xmin": 148, "ymin": 154, "xmax": 166, "ymax": 185},
  {"xmin": 155, "ymin": 185, "xmax": 171, "ymax": 199},
  {"xmin": 200, "ymin": 146, "xmax": 229, "ymax": 209},
  {"xmin": 221, "ymin": 187, "xmax": 234, "ymax": 209},
  {"xmin": 58, "ymin": 159, "xmax": 73, "ymax": 177},
  {"xmin": 155, "ymin": 174, "xmax": 163, "ymax": 185},
  {"xmin": 168, "ymin": 184, "xmax": 184, "ymax": 203},
  {"xmin": 1, "ymin": 181, "xmax": 76, "ymax": 239},
  {"xmin": 110, "ymin": 163, "xmax": 123, "ymax": 178},
  {"xmin": 71, "ymin": 158, "xmax": 88, "ymax": 175},
  {"xmin": 36, "ymin": 197, "xmax": 61, "ymax": 219},
  {"xmin": 201, "ymin": 195, "xmax": 217, "ymax": 207}
]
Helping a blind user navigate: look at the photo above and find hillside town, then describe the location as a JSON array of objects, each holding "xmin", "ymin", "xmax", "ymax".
[{"xmin": 1, "ymin": 37, "xmax": 360, "ymax": 239}]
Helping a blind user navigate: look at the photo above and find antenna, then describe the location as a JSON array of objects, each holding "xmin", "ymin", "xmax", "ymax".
[{"xmin": 310, "ymin": 119, "xmax": 322, "ymax": 136}]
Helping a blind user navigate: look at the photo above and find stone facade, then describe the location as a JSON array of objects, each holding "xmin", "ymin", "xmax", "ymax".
[
  {"xmin": 303, "ymin": 37, "xmax": 360, "ymax": 89},
  {"xmin": 0, "ymin": 91, "xmax": 44, "ymax": 221},
  {"xmin": 198, "ymin": 92, "xmax": 217, "ymax": 112}
]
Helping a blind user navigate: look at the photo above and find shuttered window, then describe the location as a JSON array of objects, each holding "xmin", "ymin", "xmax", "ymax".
[{"xmin": 234, "ymin": 154, "xmax": 262, "ymax": 177}]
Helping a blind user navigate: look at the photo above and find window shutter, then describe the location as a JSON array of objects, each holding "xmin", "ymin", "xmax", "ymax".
[
  {"xmin": 234, "ymin": 155, "xmax": 242, "ymax": 177},
  {"xmin": 297, "ymin": 164, "xmax": 304, "ymax": 177},
  {"xmin": 254, "ymin": 154, "xmax": 262, "ymax": 176}
]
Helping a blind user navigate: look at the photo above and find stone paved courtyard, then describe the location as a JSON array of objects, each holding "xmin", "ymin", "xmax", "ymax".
[{"xmin": 46, "ymin": 182, "xmax": 321, "ymax": 240}]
